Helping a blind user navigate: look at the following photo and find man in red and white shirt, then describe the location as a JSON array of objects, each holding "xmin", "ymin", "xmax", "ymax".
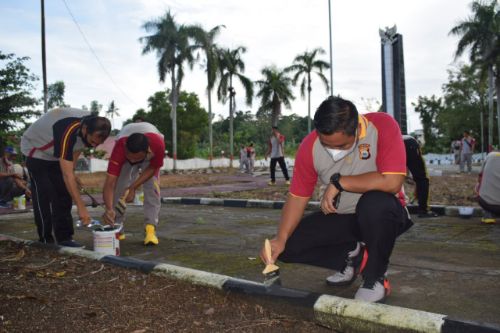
[
  {"xmin": 103, "ymin": 122, "xmax": 165, "ymax": 245},
  {"xmin": 260, "ymin": 96, "xmax": 412, "ymax": 303}
]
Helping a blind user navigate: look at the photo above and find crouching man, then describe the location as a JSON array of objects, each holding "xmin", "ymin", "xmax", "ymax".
[
  {"xmin": 260, "ymin": 96, "xmax": 413, "ymax": 303},
  {"xmin": 103, "ymin": 122, "xmax": 165, "ymax": 245}
]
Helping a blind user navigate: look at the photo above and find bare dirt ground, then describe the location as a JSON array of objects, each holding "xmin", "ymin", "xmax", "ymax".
[
  {"xmin": 0, "ymin": 241, "xmax": 330, "ymax": 333},
  {"xmin": 79, "ymin": 169, "xmax": 479, "ymax": 206}
]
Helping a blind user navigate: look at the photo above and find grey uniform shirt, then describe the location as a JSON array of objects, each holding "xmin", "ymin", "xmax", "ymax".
[
  {"xmin": 21, "ymin": 108, "xmax": 90, "ymax": 161},
  {"xmin": 479, "ymin": 152, "xmax": 500, "ymax": 205}
]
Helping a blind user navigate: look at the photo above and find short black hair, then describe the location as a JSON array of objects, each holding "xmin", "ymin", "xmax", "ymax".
[
  {"xmin": 126, "ymin": 133, "xmax": 149, "ymax": 153},
  {"xmin": 82, "ymin": 116, "xmax": 112, "ymax": 141},
  {"xmin": 313, "ymin": 96, "xmax": 358, "ymax": 136},
  {"xmin": 272, "ymin": 126, "xmax": 278, "ymax": 130}
]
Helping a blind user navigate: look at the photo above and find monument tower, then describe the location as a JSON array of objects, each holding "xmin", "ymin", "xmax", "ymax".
[{"xmin": 380, "ymin": 25, "xmax": 408, "ymax": 134}]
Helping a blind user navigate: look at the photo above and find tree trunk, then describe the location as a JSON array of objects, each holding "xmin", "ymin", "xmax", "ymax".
[
  {"xmin": 271, "ymin": 93, "xmax": 281, "ymax": 127},
  {"xmin": 170, "ymin": 71, "xmax": 178, "ymax": 171},
  {"xmin": 307, "ymin": 77, "xmax": 312, "ymax": 133},
  {"xmin": 207, "ymin": 86, "xmax": 213, "ymax": 168},
  {"xmin": 229, "ymin": 77, "xmax": 234, "ymax": 168},
  {"xmin": 496, "ymin": 74, "xmax": 500, "ymax": 149},
  {"xmin": 488, "ymin": 67, "xmax": 494, "ymax": 152}
]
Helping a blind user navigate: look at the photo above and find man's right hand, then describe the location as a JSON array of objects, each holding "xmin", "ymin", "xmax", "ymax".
[
  {"xmin": 78, "ymin": 206, "xmax": 92, "ymax": 226},
  {"xmin": 103, "ymin": 209, "xmax": 116, "ymax": 225},
  {"xmin": 259, "ymin": 237, "xmax": 285, "ymax": 264}
]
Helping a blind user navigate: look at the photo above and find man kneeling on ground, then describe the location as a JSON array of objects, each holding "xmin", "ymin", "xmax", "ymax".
[
  {"xmin": 102, "ymin": 122, "xmax": 165, "ymax": 245},
  {"xmin": 260, "ymin": 96, "xmax": 413, "ymax": 303}
]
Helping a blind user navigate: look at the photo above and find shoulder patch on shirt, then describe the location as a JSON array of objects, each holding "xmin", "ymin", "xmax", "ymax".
[{"xmin": 358, "ymin": 143, "xmax": 371, "ymax": 160}]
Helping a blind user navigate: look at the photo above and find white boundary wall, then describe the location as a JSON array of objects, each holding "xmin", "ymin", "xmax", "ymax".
[
  {"xmin": 88, "ymin": 157, "xmax": 295, "ymax": 173},
  {"xmin": 85, "ymin": 153, "xmax": 483, "ymax": 173}
]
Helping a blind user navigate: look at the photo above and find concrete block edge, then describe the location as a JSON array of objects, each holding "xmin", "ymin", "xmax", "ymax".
[{"xmin": 161, "ymin": 197, "xmax": 483, "ymax": 216}]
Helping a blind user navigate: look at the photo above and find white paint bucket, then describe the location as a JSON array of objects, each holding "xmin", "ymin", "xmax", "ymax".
[
  {"xmin": 133, "ymin": 191, "xmax": 144, "ymax": 206},
  {"xmin": 93, "ymin": 225, "xmax": 122, "ymax": 256},
  {"xmin": 13, "ymin": 195, "xmax": 26, "ymax": 210}
]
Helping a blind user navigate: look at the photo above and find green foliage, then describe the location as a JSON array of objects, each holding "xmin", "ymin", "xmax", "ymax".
[
  {"xmin": 412, "ymin": 95, "xmax": 443, "ymax": 152},
  {"xmin": 89, "ymin": 100, "xmax": 102, "ymax": 116},
  {"xmin": 255, "ymin": 65, "xmax": 295, "ymax": 127},
  {"xmin": 125, "ymin": 90, "xmax": 208, "ymax": 159},
  {"xmin": 439, "ymin": 64, "xmax": 489, "ymax": 150},
  {"xmin": 413, "ymin": 64, "xmax": 493, "ymax": 153},
  {"xmin": 0, "ymin": 51, "xmax": 40, "ymax": 147},
  {"xmin": 47, "ymin": 81, "xmax": 67, "ymax": 109}
]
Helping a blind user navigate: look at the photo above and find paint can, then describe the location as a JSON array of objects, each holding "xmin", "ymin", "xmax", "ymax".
[
  {"xmin": 92, "ymin": 224, "xmax": 122, "ymax": 256},
  {"xmin": 134, "ymin": 191, "xmax": 144, "ymax": 206},
  {"xmin": 13, "ymin": 195, "xmax": 26, "ymax": 210}
]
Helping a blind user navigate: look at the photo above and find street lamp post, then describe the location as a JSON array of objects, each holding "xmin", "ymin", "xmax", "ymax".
[{"xmin": 328, "ymin": 0, "xmax": 333, "ymax": 96}]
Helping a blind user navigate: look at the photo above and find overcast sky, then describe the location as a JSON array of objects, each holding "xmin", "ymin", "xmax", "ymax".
[{"xmin": 1, "ymin": 0, "xmax": 473, "ymax": 132}]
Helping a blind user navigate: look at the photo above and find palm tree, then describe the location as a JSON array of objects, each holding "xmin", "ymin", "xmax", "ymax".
[
  {"xmin": 450, "ymin": 0, "xmax": 500, "ymax": 150},
  {"xmin": 286, "ymin": 48, "xmax": 330, "ymax": 133},
  {"xmin": 255, "ymin": 66, "xmax": 295, "ymax": 128},
  {"xmin": 217, "ymin": 47, "xmax": 253, "ymax": 167},
  {"xmin": 191, "ymin": 25, "xmax": 224, "ymax": 168},
  {"xmin": 106, "ymin": 100, "xmax": 120, "ymax": 129},
  {"xmin": 140, "ymin": 11, "xmax": 197, "ymax": 170}
]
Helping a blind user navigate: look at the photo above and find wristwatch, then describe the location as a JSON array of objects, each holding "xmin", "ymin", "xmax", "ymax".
[{"xmin": 330, "ymin": 173, "xmax": 344, "ymax": 192}]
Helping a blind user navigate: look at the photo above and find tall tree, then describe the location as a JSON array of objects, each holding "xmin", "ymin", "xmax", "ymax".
[
  {"xmin": 140, "ymin": 11, "xmax": 197, "ymax": 170},
  {"xmin": 47, "ymin": 81, "xmax": 67, "ymax": 109},
  {"xmin": 217, "ymin": 47, "xmax": 253, "ymax": 166},
  {"xmin": 106, "ymin": 100, "xmax": 120, "ymax": 129},
  {"xmin": 286, "ymin": 48, "xmax": 330, "ymax": 132},
  {"xmin": 412, "ymin": 95, "xmax": 443, "ymax": 152},
  {"xmin": 0, "ymin": 51, "xmax": 39, "ymax": 145},
  {"xmin": 191, "ymin": 25, "xmax": 224, "ymax": 167},
  {"xmin": 255, "ymin": 66, "xmax": 295, "ymax": 128},
  {"xmin": 89, "ymin": 100, "xmax": 102, "ymax": 115},
  {"xmin": 450, "ymin": 0, "xmax": 500, "ymax": 149}
]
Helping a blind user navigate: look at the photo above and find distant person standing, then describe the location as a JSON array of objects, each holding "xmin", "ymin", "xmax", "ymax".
[
  {"xmin": 246, "ymin": 143, "xmax": 256, "ymax": 174},
  {"xmin": 265, "ymin": 126, "xmax": 290, "ymax": 186},
  {"xmin": 475, "ymin": 151, "xmax": 500, "ymax": 224},
  {"xmin": 450, "ymin": 138, "xmax": 461, "ymax": 165},
  {"xmin": 460, "ymin": 131, "xmax": 475, "ymax": 173},
  {"xmin": 239, "ymin": 145, "xmax": 248, "ymax": 173}
]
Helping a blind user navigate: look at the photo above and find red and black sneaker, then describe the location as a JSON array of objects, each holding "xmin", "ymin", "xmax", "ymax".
[{"xmin": 326, "ymin": 242, "xmax": 368, "ymax": 286}]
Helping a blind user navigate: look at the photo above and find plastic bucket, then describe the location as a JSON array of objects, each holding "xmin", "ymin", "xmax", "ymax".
[
  {"xmin": 93, "ymin": 225, "xmax": 122, "ymax": 256},
  {"xmin": 13, "ymin": 196, "xmax": 26, "ymax": 210},
  {"xmin": 458, "ymin": 206, "xmax": 474, "ymax": 218}
]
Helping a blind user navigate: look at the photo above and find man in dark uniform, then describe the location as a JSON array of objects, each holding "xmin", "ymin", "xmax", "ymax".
[
  {"xmin": 403, "ymin": 135, "xmax": 438, "ymax": 218},
  {"xmin": 21, "ymin": 108, "xmax": 111, "ymax": 246}
]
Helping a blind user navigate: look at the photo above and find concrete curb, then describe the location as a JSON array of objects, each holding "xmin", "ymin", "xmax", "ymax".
[
  {"xmin": 1, "ymin": 233, "xmax": 499, "ymax": 332},
  {"xmin": 161, "ymin": 197, "xmax": 484, "ymax": 217}
]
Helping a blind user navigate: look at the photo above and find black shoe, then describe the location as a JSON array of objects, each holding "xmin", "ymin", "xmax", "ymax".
[
  {"xmin": 58, "ymin": 240, "xmax": 84, "ymax": 248},
  {"xmin": 418, "ymin": 211, "xmax": 439, "ymax": 218}
]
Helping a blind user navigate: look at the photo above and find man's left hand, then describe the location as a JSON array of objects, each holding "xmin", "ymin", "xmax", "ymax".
[
  {"xmin": 320, "ymin": 184, "xmax": 339, "ymax": 215},
  {"xmin": 125, "ymin": 187, "xmax": 135, "ymax": 203}
]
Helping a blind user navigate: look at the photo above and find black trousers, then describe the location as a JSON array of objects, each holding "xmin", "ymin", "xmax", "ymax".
[
  {"xmin": 478, "ymin": 196, "xmax": 500, "ymax": 216},
  {"xmin": 26, "ymin": 157, "xmax": 74, "ymax": 243},
  {"xmin": 405, "ymin": 139, "xmax": 430, "ymax": 212},
  {"xmin": 279, "ymin": 191, "xmax": 413, "ymax": 280},
  {"xmin": 270, "ymin": 157, "xmax": 289, "ymax": 182}
]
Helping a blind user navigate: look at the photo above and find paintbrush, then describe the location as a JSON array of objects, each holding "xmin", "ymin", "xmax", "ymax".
[
  {"xmin": 115, "ymin": 189, "xmax": 129, "ymax": 216},
  {"xmin": 80, "ymin": 187, "xmax": 102, "ymax": 208},
  {"xmin": 262, "ymin": 239, "xmax": 280, "ymax": 285}
]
